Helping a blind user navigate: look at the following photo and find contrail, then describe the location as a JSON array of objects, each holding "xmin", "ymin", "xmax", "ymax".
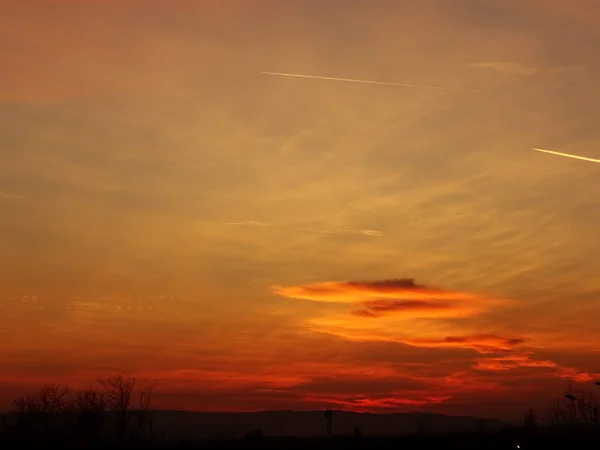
[
  {"xmin": 533, "ymin": 148, "xmax": 600, "ymax": 164},
  {"xmin": 260, "ymin": 71, "xmax": 469, "ymax": 92}
]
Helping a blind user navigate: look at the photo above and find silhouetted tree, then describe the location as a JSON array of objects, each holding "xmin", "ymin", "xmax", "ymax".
[
  {"xmin": 12, "ymin": 384, "xmax": 71, "ymax": 436},
  {"xmin": 475, "ymin": 419, "xmax": 487, "ymax": 434},
  {"xmin": 417, "ymin": 416, "xmax": 433, "ymax": 434},
  {"xmin": 524, "ymin": 408, "xmax": 538, "ymax": 430},
  {"xmin": 244, "ymin": 428, "xmax": 264, "ymax": 441},
  {"xmin": 98, "ymin": 373, "xmax": 155, "ymax": 440},
  {"xmin": 74, "ymin": 388, "xmax": 106, "ymax": 439},
  {"xmin": 353, "ymin": 425, "xmax": 362, "ymax": 438},
  {"xmin": 100, "ymin": 373, "xmax": 134, "ymax": 439},
  {"xmin": 7, "ymin": 373, "xmax": 155, "ymax": 443},
  {"xmin": 546, "ymin": 384, "xmax": 599, "ymax": 427},
  {"xmin": 136, "ymin": 380, "xmax": 156, "ymax": 439}
]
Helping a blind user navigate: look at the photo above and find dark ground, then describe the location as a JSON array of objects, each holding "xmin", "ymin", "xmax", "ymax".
[{"xmin": 1, "ymin": 427, "xmax": 599, "ymax": 450}]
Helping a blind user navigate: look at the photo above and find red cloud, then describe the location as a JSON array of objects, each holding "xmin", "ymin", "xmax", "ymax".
[
  {"xmin": 474, "ymin": 354, "xmax": 600, "ymax": 383},
  {"xmin": 404, "ymin": 335, "xmax": 526, "ymax": 354},
  {"xmin": 302, "ymin": 394, "xmax": 452, "ymax": 411},
  {"xmin": 557, "ymin": 368, "xmax": 600, "ymax": 383},
  {"xmin": 474, "ymin": 354, "xmax": 556, "ymax": 371}
]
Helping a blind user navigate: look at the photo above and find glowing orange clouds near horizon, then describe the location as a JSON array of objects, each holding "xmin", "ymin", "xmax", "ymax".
[
  {"xmin": 1, "ymin": 277, "xmax": 599, "ymax": 418},
  {"xmin": 272, "ymin": 277, "xmax": 600, "ymax": 397}
]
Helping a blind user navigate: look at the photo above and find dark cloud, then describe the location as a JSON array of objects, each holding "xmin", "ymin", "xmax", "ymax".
[
  {"xmin": 346, "ymin": 278, "xmax": 429, "ymax": 291},
  {"xmin": 351, "ymin": 299, "xmax": 452, "ymax": 318}
]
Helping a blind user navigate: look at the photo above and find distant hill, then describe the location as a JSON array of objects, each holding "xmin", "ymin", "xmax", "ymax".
[{"xmin": 144, "ymin": 410, "xmax": 510, "ymax": 440}]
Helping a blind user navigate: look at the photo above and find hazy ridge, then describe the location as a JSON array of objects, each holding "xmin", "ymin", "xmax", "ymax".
[{"xmin": 140, "ymin": 410, "xmax": 510, "ymax": 440}]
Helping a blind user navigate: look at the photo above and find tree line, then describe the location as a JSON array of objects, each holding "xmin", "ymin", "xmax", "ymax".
[
  {"xmin": 3, "ymin": 374, "xmax": 600, "ymax": 444},
  {"xmin": 1, "ymin": 373, "xmax": 155, "ymax": 442}
]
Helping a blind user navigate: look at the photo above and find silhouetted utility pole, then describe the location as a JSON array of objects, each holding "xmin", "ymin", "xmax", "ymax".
[{"xmin": 324, "ymin": 409, "xmax": 332, "ymax": 437}]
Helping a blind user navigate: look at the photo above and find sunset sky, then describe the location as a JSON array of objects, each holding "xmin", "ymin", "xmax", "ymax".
[{"xmin": 2, "ymin": 0, "xmax": 600, "ymax": 420}]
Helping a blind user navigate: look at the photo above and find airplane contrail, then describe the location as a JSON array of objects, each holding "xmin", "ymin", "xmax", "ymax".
[
  {"xmin": 533, "ymin": 148, "xmax": 600, "ymax": 164},
  {"xmin": 260, "ymin": 71, "xmax": 469, "ymax": 92}
]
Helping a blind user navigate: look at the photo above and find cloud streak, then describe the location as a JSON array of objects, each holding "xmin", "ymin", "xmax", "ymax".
[
  {"xmin": 305, "ymin": 318, "xmax": 524, "ymax": 354},
  {"xmin": 0, "ymin": 190, "xmax": 23, "ymax": 200},
  {"xmin": 405, "ymin": 335, "xmax": 525, "ymax": 354},
  {"xmin": 224, "ymin": 221, "xmax": 383, "ymax": 237},
  {"xmin": 471, "ymin": 62, "xmax": 538, "ymax": 75},
  {"xmin": 226, "ymin": 221, "xmax": 270, "ymax": 226},
  {"xmin": 474, "ymin": 354, "xmax": 600, "ymax": 383},
  {"xmin": 300, "ymin": 228, "xmax": 384, "ymax": 237},
  {"xmin": 474, "ymin": 354, "xmax": 555, "ymax": 371}
]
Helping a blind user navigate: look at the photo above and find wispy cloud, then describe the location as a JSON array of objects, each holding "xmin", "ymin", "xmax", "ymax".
[
  {"xmin": 358, "ymin": 229, "xmax": 384, "ymax": 236},
  {"xmin": 301, "ymin": 228, "xmax": 384, "ymax": 237},
  {"xmin": 225, "ymin": 221, "xmax": 271, "ymax": 226},
  {"xmin": 474, "ymin": 354, "xmax": 555, "ymax": 371},
  {"xmin": 305, "ymin": 317, "xmax": 524, "ymax": 354},
  {"xmin": 474, "ymin": 354, "xmax": 600, "ymax": 383},
  {"xmin": 224, "ymin": 221, "xmax": 383, "ymax": 237},
  {"xmin": 302, "ymin": 393, "xmax": 452, "ymax": 409},
  {"xmin": 470, "ymin": 62, "xmax": 538, "ymax": 75},
  {"xmin": 404, "ymin": 335, "xmax": 525, "ymax": 354},
  {"xmin": 0, "ymin": 190, "xmax": 23, "ymax": 200}
]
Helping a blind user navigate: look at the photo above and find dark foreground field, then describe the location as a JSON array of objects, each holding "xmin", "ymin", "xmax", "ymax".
[{"xmin": 1, "ymin": 428, "xmax": 599, "ymax": 450}]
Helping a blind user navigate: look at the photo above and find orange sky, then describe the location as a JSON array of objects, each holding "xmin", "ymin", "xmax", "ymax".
[{"xmin": 1, "ymin": 0, "xmax": 600, "ymax": 420}]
